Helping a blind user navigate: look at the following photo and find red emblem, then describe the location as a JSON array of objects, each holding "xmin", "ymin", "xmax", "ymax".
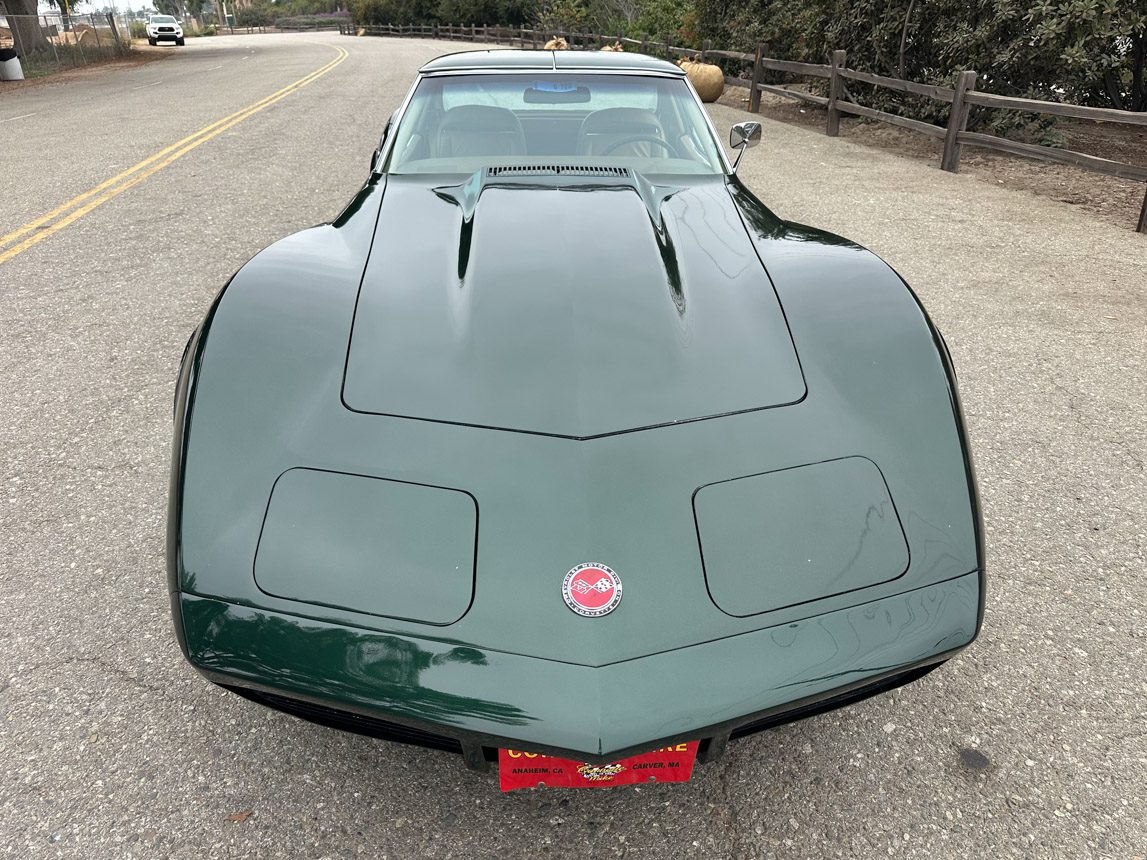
[{"xmin": 562, "ymin": 562, "xmax": 622, "ymax": 617}]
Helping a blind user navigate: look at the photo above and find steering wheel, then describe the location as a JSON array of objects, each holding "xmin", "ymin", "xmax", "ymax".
[{"xmin": 601, "ymin": 136, "xmax": 680, "ymax": 157}]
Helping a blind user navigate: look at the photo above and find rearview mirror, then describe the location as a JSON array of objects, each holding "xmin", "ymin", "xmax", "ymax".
[
  {"xmin": 729, "ymin": 121, "xmax": 762, "ymax": 172},
  {"xmin": 523, "ymin": 83, "xmax": 592, "ymax": 104}
]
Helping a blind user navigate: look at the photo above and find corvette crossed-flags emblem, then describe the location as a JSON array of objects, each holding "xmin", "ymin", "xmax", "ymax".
[
  {"xmin": 562, "ymin": 563, "xmax": 623, "ymax": 617},
  {"xmin": 571, "ymin": 577, "xmax": 615, "ymax": 595}
]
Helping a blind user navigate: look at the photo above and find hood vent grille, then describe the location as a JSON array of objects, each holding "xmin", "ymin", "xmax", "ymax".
[{"xmin": 487, "ymin": 165, "xmax": 630, "ymax": 178}]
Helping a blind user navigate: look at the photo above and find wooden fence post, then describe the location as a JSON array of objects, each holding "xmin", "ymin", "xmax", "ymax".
[
  {"xmin": 700, "ymin": 39, "xmax": 710, "ymax": 62},
  {"xmin": 942, "ymin": 70, "xmax": 978, "ymax": 172},
  {"xmin": 749, "ymin": 42, "xmax": 766, "ymax": 113},
  {"xmin": 1138, "ymin": 186, "xmax": 1147, "ymax": 234},
  {"xmin": 826, "ymin": 49, "xmax": 846, "ymax": 136}
]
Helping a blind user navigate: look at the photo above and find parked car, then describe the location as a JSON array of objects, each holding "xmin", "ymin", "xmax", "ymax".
[
  {"xmin": 146, "ymin": 14, "xmax": 183, "ymax": 46},
  {"xmin": 168, "ymin": 50, "xmax": 984, "ymax": 790}
]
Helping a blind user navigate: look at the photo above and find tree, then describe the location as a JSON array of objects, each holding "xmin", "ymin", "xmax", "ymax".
[
  {"xmin": 691, "ymin": 0, "xmax": 1146, "ymax": 112},
  {"xmin": 236, "ymin": 1, "xmax": 275, "ymax": 26},
  {"xmin": 350, "ymin": 0, "xmax": 438, "ymax": 24},
  {"xmin": 436, "ymin": 0, "xmax": 535, "ymax": 26},
  {"xmin": 0, "ymin": 0, "xmax": 50, "ymax": 53},
  {"xmin": 1024, "ymin": 1, "xmax": 1146, "ymax": 111}
]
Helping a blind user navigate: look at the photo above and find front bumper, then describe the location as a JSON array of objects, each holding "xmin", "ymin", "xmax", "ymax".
[{"xmin": 177, "ymin": 570, "xmax": 980, "ymax": 764}]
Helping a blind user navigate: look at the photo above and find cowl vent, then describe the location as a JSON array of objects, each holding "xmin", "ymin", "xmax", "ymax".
[{"xmin": 487, "ymin": 165, "xmax": 630, "ymax": 178}]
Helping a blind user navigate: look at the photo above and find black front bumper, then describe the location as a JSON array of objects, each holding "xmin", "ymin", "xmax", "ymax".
[{"xmin": 220, "ymin": 658, "xmax": 945, "ymax": 770}]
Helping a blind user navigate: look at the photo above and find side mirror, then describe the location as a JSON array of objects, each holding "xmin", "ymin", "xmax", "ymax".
[{"xmin": 729, "ymin": 121, "xmax": 762, "ymax": 172}]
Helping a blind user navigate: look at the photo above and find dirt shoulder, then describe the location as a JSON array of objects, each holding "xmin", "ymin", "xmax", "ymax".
[
  {"xmin": 718, "ymin": 86, "xmax": 1147, "ymax": 233},
  {"xmin": 0, "ymin": 44, "xmax": 170, "ymax": 92}
]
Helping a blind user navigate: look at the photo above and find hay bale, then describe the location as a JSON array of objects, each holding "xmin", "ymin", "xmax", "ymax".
[
  {"xmin": 599, "ymin": 42, "xmax": 623, "ymax": 52},
  {"xmin": 678, "ymin": 58, "xmax": 724, "ymax": 102},
  {"xmin": 356, "ymin": 27, "xmax": 365, "ymax": 36},
  {"xmin": 544, "ymin": 36, "xmax": 569, "ymax": 50}
]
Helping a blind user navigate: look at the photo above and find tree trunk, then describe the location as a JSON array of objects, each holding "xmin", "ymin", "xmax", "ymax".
[
  {"xmin": 1132, "ymin": 34, "xmax": 1145, "ymax": 113},
  {"xmin": 1103, "ymin": 69, "xmax": 1126, "ymax": 112},
  {"xmin": 0, "ymin": 0, "xmax": 51, "ymax": 53},
  {"xmin": 898, "ymin": 0, "xmax": 917, "ymax": 81}
]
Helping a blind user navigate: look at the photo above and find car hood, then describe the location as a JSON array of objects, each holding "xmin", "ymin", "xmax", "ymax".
[{"xmin": 342, "ymin": 173, "xmax": 806, "ymax": 438}]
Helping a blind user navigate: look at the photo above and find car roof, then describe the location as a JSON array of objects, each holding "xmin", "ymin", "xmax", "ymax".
[{"xmin": 419, "ymin": 50, "xmax": 685, "ymax": 76}]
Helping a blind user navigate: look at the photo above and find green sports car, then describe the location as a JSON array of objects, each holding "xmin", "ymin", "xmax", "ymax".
[{"xmin": 168, "ymin": 50, "xmax": 984, "ymax": 788}]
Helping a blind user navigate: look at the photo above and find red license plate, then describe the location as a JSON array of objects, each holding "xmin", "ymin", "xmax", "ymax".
[{"xmin": 498, "ymin": 741, "xmax": 699, "ymax": 791}]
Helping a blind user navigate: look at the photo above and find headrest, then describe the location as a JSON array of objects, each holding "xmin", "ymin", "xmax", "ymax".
[{"xmin": 440, "ymin": 105, "xmax": 524, "ymax": 134}]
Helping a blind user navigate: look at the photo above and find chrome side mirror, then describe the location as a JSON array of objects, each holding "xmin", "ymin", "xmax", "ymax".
[{"xmin": 729, "ymin": 121, "xmax": 762, "ymax": 172}]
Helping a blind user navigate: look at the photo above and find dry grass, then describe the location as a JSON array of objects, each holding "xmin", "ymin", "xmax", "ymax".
[{"xmin": 718, "ymin": 85, "xmax": 1147, "ymax": 232}]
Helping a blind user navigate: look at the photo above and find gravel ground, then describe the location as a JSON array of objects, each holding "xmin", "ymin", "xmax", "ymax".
[{"xmin": 1, "ymin": 33, "xmax": 1144, "ymax": 859}]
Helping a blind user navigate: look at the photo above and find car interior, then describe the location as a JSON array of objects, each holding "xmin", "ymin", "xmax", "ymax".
[{"xmin": 386, "ymin": 74, "xmax": 723, "ymax": 174}]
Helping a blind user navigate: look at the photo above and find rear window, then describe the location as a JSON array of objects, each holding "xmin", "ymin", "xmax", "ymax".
[{"xmin": 440, "ymin": 78, "xmax": 659, "ymax": 113}]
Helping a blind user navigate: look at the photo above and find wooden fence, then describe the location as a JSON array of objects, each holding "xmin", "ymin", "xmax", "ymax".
[{"xmin": 343, "ymin": 23, "xmax": 1147, "ymax": 233}]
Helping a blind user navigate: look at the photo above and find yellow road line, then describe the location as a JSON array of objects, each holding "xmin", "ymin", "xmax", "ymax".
[
  {"xmin": 0, "ymin": 44, "xmax": 348, "ymax": 266},
  {"xmin": 0, "ymin": 47, "xmax": 341, "ymax": 251}
]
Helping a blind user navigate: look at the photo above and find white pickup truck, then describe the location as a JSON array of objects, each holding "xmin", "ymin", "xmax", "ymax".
[{"xmin": 146, "ymin": 15, "xmax": 184, "ymax": 46}]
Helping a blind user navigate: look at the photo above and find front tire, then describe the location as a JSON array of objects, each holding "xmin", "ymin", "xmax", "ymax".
[
  {"xmin": 148, "ymin": 36, "xmax": 156, "ymax": 45},
  {"xmin": 176, "ymin": 37, "xmax": 185, "ymax": 46}
]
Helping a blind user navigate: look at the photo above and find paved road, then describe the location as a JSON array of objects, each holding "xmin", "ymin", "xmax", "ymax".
[{"xmin": 1, "ymin": 32, "xmax": 1144, "ymax": 859}]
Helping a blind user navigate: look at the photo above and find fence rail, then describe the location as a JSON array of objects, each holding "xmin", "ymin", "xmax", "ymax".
[
  {"xmin": 275, "ymin": 20, "xmax": 347, "ymax": 31},
  {"xmin": 344, "ymin": 22, "xmax": 1147, "ymax": 233}
]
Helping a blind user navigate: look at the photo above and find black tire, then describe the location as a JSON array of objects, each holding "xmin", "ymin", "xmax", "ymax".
[
  {"xmin": 148, "ymin": 37, "xmax": 156, "ymax": 45},
  {"xmin": 176, "ymin": 37, "xmax": 185, "ymax": 46}
]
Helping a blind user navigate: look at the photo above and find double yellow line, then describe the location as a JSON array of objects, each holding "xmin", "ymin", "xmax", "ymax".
[{"xmin": 0, "ymin": 44, "xmax": 349, "ymax": 266}]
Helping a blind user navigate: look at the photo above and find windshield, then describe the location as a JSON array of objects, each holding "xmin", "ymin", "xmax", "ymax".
[
  {"xmin": 151, "ymin": 15, "xmax": 176, "ymax": 23},
  {"xmin": 386, "ymin": 73, "xmax": 725, "ymax": 175}
]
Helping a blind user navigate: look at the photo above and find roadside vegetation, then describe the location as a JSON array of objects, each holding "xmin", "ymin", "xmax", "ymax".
[
  {"xmin": 347, "ymin": 0, "xmax": 1146, "ymax": 115},
  {"xmin": 213, "ymin": 0, "xmax": 351, "ymax": 30}
]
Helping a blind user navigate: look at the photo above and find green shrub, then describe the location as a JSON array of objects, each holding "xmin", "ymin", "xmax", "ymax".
[
  {"xmin": 275, "ymin": 13, "xmax": 351, "ymax": 28},
  {"xmin": 129, "ymin": 20, "xmax": 148, "ymax": 38},
  {"xmin": 237, "ymin": 2, "xmax": 275, "ymax": 27},
  {"xmin": 690, "ymin": 0, "xmax": 1147, "ymax": 113}
]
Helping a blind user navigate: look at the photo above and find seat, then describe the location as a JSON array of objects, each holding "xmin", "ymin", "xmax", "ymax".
[
  {"xmin": 436, "ymin": 106, "xmax": 527, "ymax": 159},
  {"xmin": 577, "ymin": 108, "xmax": 667, "ymax": 157}
]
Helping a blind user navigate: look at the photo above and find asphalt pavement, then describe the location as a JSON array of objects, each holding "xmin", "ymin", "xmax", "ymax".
[{"xmin": 1, "ymin": 32, "xmax": 1144, "ymax": 859}]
